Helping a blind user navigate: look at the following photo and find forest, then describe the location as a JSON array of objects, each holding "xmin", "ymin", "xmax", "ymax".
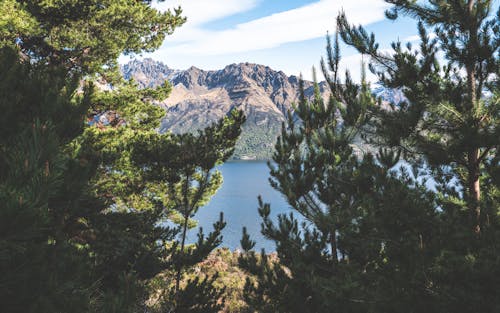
[{"xmin": 0, "ymin": 1, "xmax": 498, "ymax": 312}]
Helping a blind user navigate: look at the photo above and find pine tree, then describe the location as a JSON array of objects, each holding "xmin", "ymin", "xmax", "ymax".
[
  {"xmin": 0, "ymin": 1, "xmax": 246, "ymax": 312},
  {"xmin": 239, "ymin": 34, "xmax": 439, "ymax": 313},
  {"xmin": 338, "ymin": 0, "xmax": 499, "ymax": 236},
  {"xmin": 338, "ymin": 1, "xmax": 499, "ymax": 311},
  {"xmin": 128, "ymin": 109, "xmax": 245, "ymax": 312},
  {"xmin": 0, "ymin": 0, "xmax": 185, "ymax": 75},
  {"xmin": 74, "ymin": 73, "xmax": 244, "ymax": 311},
  {"xmin": 240, "ymin": 1, "xmax": 499, "ymax": 311},
  {"xmin": 0, "ymin": 47, "xmax": 98, "ymax": 313}
]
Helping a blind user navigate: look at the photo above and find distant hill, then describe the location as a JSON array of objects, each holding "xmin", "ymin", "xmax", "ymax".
[
  {"xmin": 122, "ymin": 58, "xmax": 328, "ymax": 159},
  {"xmin": 121, "ymin": 59, "xmax": 404, "ymax": 159}
]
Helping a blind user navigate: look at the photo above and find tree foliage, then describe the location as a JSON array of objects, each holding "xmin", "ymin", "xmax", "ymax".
[
  {"xmin": 338, "ymin": 1, "xmax": 499, "ymax": 310},
  {"xmin": 0, "ymin": 0, "xmax": 185, "ymax": 75},
  {"xmin": 239, "ymin": 34, "xmax": 439, "ymax": 312},
  {"xmin": 0, "ymin": 46, "xmax": 98, "ymax": 313},
  {"xmin": 338, "ymin": 0, "xmax": 499, "ymax": 235},
  {"xmin": 0, "ymin": 1, "xmax": 245, "ymax": 312},
  {"xmin": 240, "ymin": 1, "xmax": 499, "ymax": 312}
]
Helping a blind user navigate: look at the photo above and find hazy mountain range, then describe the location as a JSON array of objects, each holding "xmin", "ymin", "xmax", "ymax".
[{"xmin": 121, "ymin": 58, "xmax": 402, "ymax": 159}]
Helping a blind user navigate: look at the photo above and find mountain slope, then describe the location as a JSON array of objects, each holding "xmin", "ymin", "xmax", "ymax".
[{"xmin": 122, "ymin": 59, "xmax": 328, "ymax": 159}]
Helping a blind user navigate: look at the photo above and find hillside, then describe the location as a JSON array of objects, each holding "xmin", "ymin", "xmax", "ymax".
[{"xmin": 122, "ymin": 59, "xmax": 328, "ymax": 159}]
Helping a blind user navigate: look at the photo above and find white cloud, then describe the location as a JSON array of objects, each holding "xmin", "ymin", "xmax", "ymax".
[
  {"xmin": 336, "ymin": 53, "xmax": 378, "ymax": 82},
  {"xmin": 157, "ymin": 0, "xmax": 390, "ymax": 56},
  {"xmin": 154, "ymin": 0, "xmax": 260, "ymax": 42},
  {"xmin": 155, "ymin": 0, "xmax": 258, "ymax": 26},
  {"xmin": 404, "ymin": 34, "xmax": 421, "ymax": 42},
  {"xmin": 120, "ymin": 1, "xmax": 395, "ymax": 83}
]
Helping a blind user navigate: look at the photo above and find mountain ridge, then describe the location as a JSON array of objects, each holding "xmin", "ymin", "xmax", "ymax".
[{"xmin": 121, "ymin": 58, "xmax": 329, "ymax": 159}]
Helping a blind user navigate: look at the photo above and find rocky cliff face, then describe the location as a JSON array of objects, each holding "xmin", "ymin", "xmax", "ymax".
[
  {"xmin": 372, "ymin": 86, "xmax": 406, "ymax": 107},
  {"xmin": 121, "ymin": 58, "xmax": 179, "ymax": 89},
  {"xmin": 121, "ymin": 59, "xmax": 407, "ymax": 159},
  {"xmin": 122, "ymin": 59, "xmax": 328, "ymax": 159}
]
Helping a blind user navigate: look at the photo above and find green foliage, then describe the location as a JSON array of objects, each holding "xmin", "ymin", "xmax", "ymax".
[
  {"xmin": 166, "ymin": 273, "xmax": 226, "ymax": 313},
  {"xmin": 338, "ymin": 0, "xmax": 499, "ymax": 231},
  {"xmin": 240, "ymin": 1, "xmax": 499, "ymax": 313},
  {"xmin": 0, "ymin": 1, "xmax": 246, "ymax": 312},
  {"xmin": 0, "ymin": 46, "xmax": 175, "ymax": 312},
  {"xmin": 338, "ymin": 1, "xmax": 500, "ymax": 310},
  {"xmin": 232, "ymin": 123, "xmax": 281, "ymax": 160},
  {"xmin": 239, "ymin": 37, "xmax": 439, "ymax": 312},
  {"xmin": 68, "ymin": 57, "xmax": 244, "ymax": 313},
  {"xmin": 0, "ymin": 47, "xmax": 97, "ymax": 313},
  {"xmin": 0, "ymin": 0, "xmax": 185, "ymax": 75},
  {"xmin": 129, "ymin": 109, "xmax": 245, "ymax": 312}
]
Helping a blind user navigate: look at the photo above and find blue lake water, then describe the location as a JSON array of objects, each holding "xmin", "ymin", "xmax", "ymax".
[
  {"xmin": 186, "ymin": 161, "xmax": 293, "ymax": 252},
  {"xmin": 183, "ymin": 161, "xmax": 437, "ymax": 252}
]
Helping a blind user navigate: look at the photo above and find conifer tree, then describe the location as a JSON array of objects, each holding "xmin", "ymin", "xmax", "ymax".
[
  {"xmin": 239, "ymin": 34, "xmax": 439, "ymax": 313},
  {"xmin": 1, "ymin": 1, "xmax": 246, "ymax": 312},
  {"xmin": 76, "ymin": 74, "xmax": 244, "ymax": 311},
  {"xmin": 0, "ymin": 45, "xmax": 171, "ymax": 313},
  {"xmin": 0, "ymin": 47, "xmax": 97, "ymax": 313},
  {"xmin": 129, "ymin": 109, "xmax": 245, "ymax": 312},
  {"xmin": 338, "ymin": 1, "xmax": 499, "ymax": 311},
  {"xmin": 337, "ymin": 0, "xmax": 499, "ymax": 236},
  {"xmin": 0, "ymin": 0, "xmax": 185, "ymax": 75},
  {"xmin": 241, "ymin": 1, "xmax": 498, "ymax": 312}
]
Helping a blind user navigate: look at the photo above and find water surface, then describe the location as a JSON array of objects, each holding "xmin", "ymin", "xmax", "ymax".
[{"xmin": 187, "ymin": 161, "xmax": 292, "ymax": 251}]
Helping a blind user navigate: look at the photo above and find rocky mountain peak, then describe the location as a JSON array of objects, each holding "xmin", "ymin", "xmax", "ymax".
[
  {"xmin": 172, "ymin": 66, "xmax": 208, "ymax": 90},
  {"xmin": 121, "ymin": 59, "xmax": 330, "ymax": 159},
  {"xmin": 121, "ymin": 60, "xmax": 416, "ymax": 159},
  {"xmin": 219, "ymin": 62, "xmax": 289, "ymax": 89},
  {"xmin": 120, "ymin": 59, "xmax": 404, "ymax": 159},
  {"xmin": 121, "ymin": 58, "xmax": 176, "ymax": 88}
]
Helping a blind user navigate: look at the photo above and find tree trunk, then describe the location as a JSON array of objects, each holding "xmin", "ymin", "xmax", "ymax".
[
  {"xmin": 466, "ymin": 66, "xmax": 481, "ymax": 234},
  {"xmin": 175, "ymin": 209, "xmax": 190, "ymax": 296},
  {"xmin": 468, "ymin": 149, "xmax": 481, "ymax": 234},
  {"xmin": 331, "ymin": 230, "xmax": 339, "ymax": 264},
  {"xmin": 466, "ymin": 0, "xmax": 480, "ymax": 234},
  {"xmin": 468, "ymin": 0, "xmax": 475, "ymax": 13}
]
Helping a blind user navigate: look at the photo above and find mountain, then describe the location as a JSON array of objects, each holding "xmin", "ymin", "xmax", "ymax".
[
  {"xmin": 121, "ymin": 59, "xmax": 405, "ymax": 159},
  {"xmin": 372, "ymin": 86, "xmax": 407, "ymax": 106},
  {"xmin": 122, "ymin": 59, "xmax": 328, "ymax": 159},
  {"xmin": 121, "ymin": 58, "xmax": 179, "ymax": 89}
]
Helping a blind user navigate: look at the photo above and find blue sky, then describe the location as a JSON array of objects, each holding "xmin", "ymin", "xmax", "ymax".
[{"xmin": 122, "ymin": 0, "xmax": 435, "ymax": 81}]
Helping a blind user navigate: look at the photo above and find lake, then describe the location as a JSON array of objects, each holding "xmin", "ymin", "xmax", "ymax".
[
  {"xmin": 186, "ymin": 161, "xmax": 293, "ymax": 252},
  {"xmin": 183, "ymin": 160, "xmax": 438, "ymax": 252}
]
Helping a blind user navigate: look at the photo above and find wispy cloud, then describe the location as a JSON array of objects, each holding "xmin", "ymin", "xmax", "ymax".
[
  {"xmin": 156, "ymin": 0, "xmax": 390, "ymax": 56},
  {"xmin": 156, "ymin": 0, "xmax": 259, "ymax": 25},
  {"xmin": 121, "ymin": 0, "xmax": 395, "ymax": 82},
  {"xmin": 154, "ymin": 0, "xmax": 260, "ymax": 43}
]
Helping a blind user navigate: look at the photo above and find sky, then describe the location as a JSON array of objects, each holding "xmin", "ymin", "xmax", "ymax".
[{"xmin": 120, "ymin": 0, "xmax": 434, "ymax": 81}]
